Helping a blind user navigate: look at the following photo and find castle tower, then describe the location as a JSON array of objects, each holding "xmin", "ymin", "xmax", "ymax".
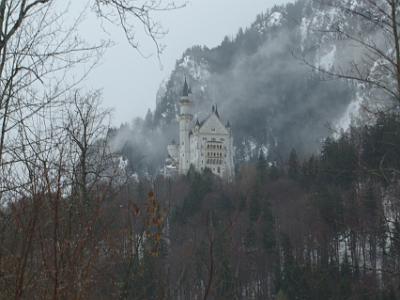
[{"xmin": 179, "ymin": 78, "xmax": 193, "ymax": 174}]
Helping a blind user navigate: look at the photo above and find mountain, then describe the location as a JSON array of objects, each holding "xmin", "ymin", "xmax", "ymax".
[{"xmin": 116, "ymin": 0, "xmax": 377, "ymax": 175}]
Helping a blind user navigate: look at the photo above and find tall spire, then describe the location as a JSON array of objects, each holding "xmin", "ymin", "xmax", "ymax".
[
  {"xmin": 182, "ymin": 77, "xmax": 189, "ymax": 97},
  {"xmin": 215, "ymin": 104, "xmax": 220, "ymax": 118}
]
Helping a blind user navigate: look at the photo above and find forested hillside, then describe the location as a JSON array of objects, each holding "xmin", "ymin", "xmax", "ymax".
[
  {"xmin": 4, "ymin": 112, "xmax": 398, "ymax": 299},
  {"xmin": 130, "ymin": 112, "xmax": 400, "ymax": 299}
]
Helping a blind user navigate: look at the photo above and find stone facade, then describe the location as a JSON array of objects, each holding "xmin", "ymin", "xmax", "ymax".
[{"xmin": 166, "ymin": 80, "xmax": 234, "ymax": 180}]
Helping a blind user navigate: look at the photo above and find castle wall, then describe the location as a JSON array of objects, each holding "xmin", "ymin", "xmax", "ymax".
[{"xmin": 186, "ymin": 128, "xmax": 234, "ymax": 180}]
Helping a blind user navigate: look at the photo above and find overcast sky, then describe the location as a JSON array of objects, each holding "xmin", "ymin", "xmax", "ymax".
[{"xmin": 81, "ymin": 0, "xmax": 294, "ymax": 125}]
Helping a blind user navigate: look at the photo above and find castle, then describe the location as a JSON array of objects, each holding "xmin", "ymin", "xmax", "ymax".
[{"xmin": 165, "ymin": 79, "xmax": 234, "ymax": 180}]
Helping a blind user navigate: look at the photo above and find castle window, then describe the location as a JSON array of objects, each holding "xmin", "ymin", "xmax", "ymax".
[
  {"xmin": 212, "ymin": 128, "xmax": 215, "ymax": 132},
  {"xmin": 217, "ymin": 167, "xmax": 220, "ymax": 173}
]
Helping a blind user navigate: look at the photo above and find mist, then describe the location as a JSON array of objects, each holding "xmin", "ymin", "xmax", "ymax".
[{"xmin": 111, "ymin": 0, "xmax": 359, "ymax": 173}]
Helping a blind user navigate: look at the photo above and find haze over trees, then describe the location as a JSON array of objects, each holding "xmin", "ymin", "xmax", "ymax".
[{"xmin": 0, "ymin": 0, "xmax": 400, "ymax": 300}]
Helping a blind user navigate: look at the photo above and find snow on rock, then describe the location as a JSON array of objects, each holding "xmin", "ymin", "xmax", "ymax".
[
  {"xmin": 178, "ymin": 55, "xmax": 210, "ymax": 82},
  {"xmin": 261, "ymin": 144, "xmax": 269, "ymax": 158},
  {"xmin": 249, "ymin": 139, "xmax": 257, "ymax": 153},
  {"xmin": 319, "ymin": 45, "xmax": 336, "ymax": 70},
  {"xmin": 267, "ymin": 12, "xmax": 283, "ymax": 27},
  {"xmin": 254, "ymin": 11, "xmax": 283, "ymax": 34},
  {"xmin": 300, "ymin": 17, "xmax": 310, "ymax": 48},
  {"xmin": 335, "ymin": 90, "xmax": 362, "ymax": 134},
  {"xmin": 242, "ymin": 138, "xmax": 264, "ymax": 161}
]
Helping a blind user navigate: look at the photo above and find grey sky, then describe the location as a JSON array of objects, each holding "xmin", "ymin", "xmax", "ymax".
[{"xmin": 82, "ymin": 0, "xmax": 294, "ymax": 125}]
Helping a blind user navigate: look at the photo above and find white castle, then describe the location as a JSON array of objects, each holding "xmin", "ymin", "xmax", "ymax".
[{"xmin": 165, "ymin": 79, "xmax": 234, "ymax": 180}]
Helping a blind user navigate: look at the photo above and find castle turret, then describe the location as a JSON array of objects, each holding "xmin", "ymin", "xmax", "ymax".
[
  {"xmin": 215, "ymin": 104, "xmax": 220, "ymax": 118},
  {"xmin": 179, "ymin": 78, "xmax": 193, "ymax": 174}
]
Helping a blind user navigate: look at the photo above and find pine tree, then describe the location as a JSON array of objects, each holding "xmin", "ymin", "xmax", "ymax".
[
  {"xmin": 144, "ymin": 108, "xmax": 154, "ymax": 131},
  {"xmin": 269, "ymin": 164, "xmax": 280, "ymax": 181},
  {"xmin": 288, "ymin": 148, "xmax": 299, "ymax": 180},
  {"xmin": 262, "ymin": 200, "xmax": 276, "ymax": 252}
]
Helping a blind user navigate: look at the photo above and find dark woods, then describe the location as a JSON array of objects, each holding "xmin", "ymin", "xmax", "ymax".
[{"xmin": 2, "ymin": 111, "xmax": 399, "ymax": 300}]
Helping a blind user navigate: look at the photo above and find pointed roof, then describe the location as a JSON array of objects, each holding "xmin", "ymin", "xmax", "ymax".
[
  {"xmin": 198, "ymin": 112, "xmax": 230, "ymax": 135},
  {"xmin": 182, "ymin": 77, "xmax": 189, "ymax": 97}
]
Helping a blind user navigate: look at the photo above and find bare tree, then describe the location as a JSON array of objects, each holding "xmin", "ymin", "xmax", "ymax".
[
  {"xmin": 93, "ymin": 0, "xmax": 186, "ymax": 58},
  {"xmin": 0, "ymin": 88, "xmax": 121, "ymax": 299},
  {"xmin": 0, "ymin": 0, "xmax": 105, "ymax": 204},
  {"xmin": 63, "ymin": 90, "xmax": 115, "ymax": 206},
  {"xmin": 0, "ymin": 0, "xmax": 185, "ymax": 203}
]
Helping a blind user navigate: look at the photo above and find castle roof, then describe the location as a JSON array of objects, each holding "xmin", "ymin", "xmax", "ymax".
[
  {"xmin": 182, "ymin": 77, "xmax": 189, "ymax": 97},
  {"xmin": 195, "ymin": 105, "xmax": 230, "ymax": 135}
]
